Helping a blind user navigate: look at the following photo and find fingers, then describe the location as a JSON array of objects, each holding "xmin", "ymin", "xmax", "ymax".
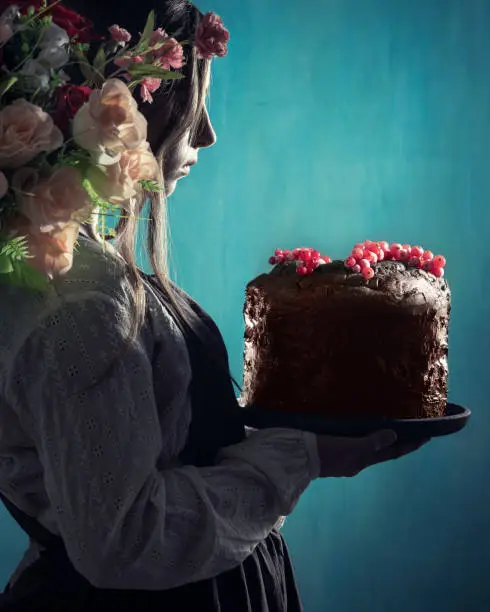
[
  {"xmin": 367, "ymin": 438, "xmax": 431, "ymax": 467},
  {"xmin": 369, "ymin": 429, "xmax": 398, "ymax": 451}
]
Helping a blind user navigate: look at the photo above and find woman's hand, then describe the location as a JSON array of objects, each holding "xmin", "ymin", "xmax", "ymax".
[{"xmin": 316, "ymin": 430, "xmax": 429, "ymax": 477}]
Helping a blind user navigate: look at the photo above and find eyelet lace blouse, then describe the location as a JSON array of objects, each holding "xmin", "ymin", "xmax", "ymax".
[{"xmin": 0, "ymin": 236, "xmax": 319, "ymax": 590}]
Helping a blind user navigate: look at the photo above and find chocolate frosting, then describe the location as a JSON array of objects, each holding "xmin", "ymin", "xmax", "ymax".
[{"xmin": 242, "ymin": 260, "xmax": 450, "ymax": 419}]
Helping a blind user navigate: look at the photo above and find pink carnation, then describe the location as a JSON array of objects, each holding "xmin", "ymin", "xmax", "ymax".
[
  {"xmin": 109, "ymin": 24, "xmax": 131, "ymax": 43},
  {"xmin": 194, "ymin": 11, "xmax": 230, "ymax": 60},
  {"xmin": 140, "ymin": 77, "xmax": 162, "ymax": 104},
  {"xmin": 151, "ymin": 29, "xmax": 185, "ymax": 70},
  {"xmin": 114, "ymin": 55, "xmax": 143, "ymax": 70},
  {"xmin": 150, "ymin": 27, "xmax": 168, "ymax": 48}
]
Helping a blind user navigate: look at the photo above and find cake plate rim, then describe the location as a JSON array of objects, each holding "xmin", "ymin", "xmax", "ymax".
[{"xmin": 240, "ymin": 402, "xmax": 471, "ymax": 441}]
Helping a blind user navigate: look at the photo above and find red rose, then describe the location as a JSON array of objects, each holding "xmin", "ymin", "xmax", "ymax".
[
  {"xmin": 0, "ymin": 1, "xmax": 99, "ymax": 43},
  {"xmin": 44, "ymin": 2, "xmax": 99, "ymax": 43},
  {"xmin": 53, "ymin": 84, "xmax": 92, "ymax": 134}
]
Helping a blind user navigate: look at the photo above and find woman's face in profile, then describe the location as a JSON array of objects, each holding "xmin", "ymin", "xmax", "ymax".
[{"xmin": 162, "ymin": 104, "xmax": 217, "ymax": 196}]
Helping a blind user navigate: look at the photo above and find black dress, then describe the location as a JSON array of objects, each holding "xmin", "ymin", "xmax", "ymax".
[{"xmin": 0, "ymin": 274, "xmax": 303, "ymax": 611}]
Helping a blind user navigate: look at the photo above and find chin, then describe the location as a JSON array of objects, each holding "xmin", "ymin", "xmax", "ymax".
[{"xmin": 164, "ymin": 180, "xmax": 178, "ymax": 197}]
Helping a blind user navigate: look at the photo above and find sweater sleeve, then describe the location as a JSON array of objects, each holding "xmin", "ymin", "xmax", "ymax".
[{"xmin": 4, "ymin": 289, "xmax": 319, "ymax": 591}]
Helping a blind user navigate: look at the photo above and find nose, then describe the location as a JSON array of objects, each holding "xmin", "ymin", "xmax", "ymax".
[{"xmin": 192, "ymin": 106, "xmax": 217, "ymax": 149}]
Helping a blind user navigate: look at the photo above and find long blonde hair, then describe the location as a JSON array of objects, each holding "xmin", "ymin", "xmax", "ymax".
[{"xmin": 80, "ymin": 1, "xmax": 211, "ymax": 343}]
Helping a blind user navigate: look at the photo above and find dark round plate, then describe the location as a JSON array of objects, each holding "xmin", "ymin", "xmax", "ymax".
[{"xmin": 241, "ymin": 403, "xmax": 471, "ymax": 442}]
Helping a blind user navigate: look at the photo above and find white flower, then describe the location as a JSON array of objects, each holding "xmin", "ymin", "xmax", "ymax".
[
  {"xmin": 19, "ymin": 59, "xmax": 50, "ymax": 91},
  {"xmin": 37, "ymin": 23, "xmax": 69, "ymax": 69},
  {"xmin": 0, "ymin": 5, "xmax": 19, "ymax": 44},
  {"xmin": 18, "ymin": 23, "xmax": 70, "ymax": 88},
  {"xmin": 39, "ymin": 23, "xmax": 70, "ymax": 49},
  {"xmin": 0, "ymin": 5, "xmax": 19, "ymax": 28},
  {"xmin": 37, "ymin": 45, "xmax": 69, "ymax": 69}
]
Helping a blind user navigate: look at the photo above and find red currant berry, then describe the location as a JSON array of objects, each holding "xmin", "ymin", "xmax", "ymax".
[
  {"xmin": 398, "ymin": 249, "xmax": 410, "ymax": 262},
  {"xmin": 323, "ymin": 256, "xmax": 332, "ymax": 264},
  {"xmin": 378, "ymin": 241, "xmax": 390, "ymax": 252},
  {"xmin": 362, "ymin": 267, "xmax": 375, "ymax": 280},
  {"xmin": 433, "ymin": 255, "xmax": 446, "ymax": 267},
  {"xmin": 368, "ymin": 251, "xmax": 379, "ymax": 264},
  {"xmin": 432, "ymin": 266, "xmax": 445, "ymax": 278},
  {"xmin": 390, "ymin": 243, "xmax": 402, "ymax": 255},
  {"xmin": 345, "ymin": 256, "xmax": 357, "ymax": 268},
  {"xmin": 351, "ymin": 264, "xmax": 362, "ymax": 273},
  {"xmin": 402, "ymin": 244, "xmax": 411, "ymax": 251},
  {"xmin": 352, "ymin": 247, "xmax": 364, "ymax": 260},
  {"xmin": 410, "ymin": 245, "xmax": 424, "ymax": 258},
  {"xmin": 422, "ymin": 250, "xmax": 434, "ymax": 261},
  {"xmin": 359, "ymin": 259, "xmax": 371, "ymax": 269},
  {"xmin": 297, "ymin": 266, "xmax": 308, "ymax": 276},
  {"xmin": 268, "ymin": 256, "xmax": 277, "ymax": 265}
]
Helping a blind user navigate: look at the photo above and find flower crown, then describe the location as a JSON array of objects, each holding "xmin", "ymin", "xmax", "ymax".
[{"xmin": 0, "ymin": 1, "xmax": 230, "ymax": 290}]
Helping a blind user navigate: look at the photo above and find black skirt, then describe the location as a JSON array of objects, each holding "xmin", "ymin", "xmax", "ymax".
[{"xmin": 0, "ymin": 527, "xmax": 302, "ymax": 611}]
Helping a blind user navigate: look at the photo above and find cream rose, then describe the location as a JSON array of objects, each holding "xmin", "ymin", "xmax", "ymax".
[
  {"xmin": 0, "ymin": 99, "xmax": 63, "ymax": 169},
  {"xmin": 26, "ymin": 220, "xmax": 80, "ymax": 279},
  {"xmin": 73, "ymin": 79, "xmax": 148, "ymax": 159},
  {"xmin": 13, "ymin": 166, "xmax": 91, "ymax": 234},
  {"xmin": 87, "ymin": 143, "xmax": 159, "ymax": 204}
]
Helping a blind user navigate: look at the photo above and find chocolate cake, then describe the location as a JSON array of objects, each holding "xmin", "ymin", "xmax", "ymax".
[{"xmin": 242, "ymin": 247, "xmax": 451, "ymax": 420}]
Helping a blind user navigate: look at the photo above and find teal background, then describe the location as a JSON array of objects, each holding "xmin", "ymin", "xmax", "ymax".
[{"xmin": 1, "ymin": 0, "xmax": 489, "ymax": 610}]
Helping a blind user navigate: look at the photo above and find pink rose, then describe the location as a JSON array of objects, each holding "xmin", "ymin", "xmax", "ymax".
[
  {"xmin": 140, "ymin": 77, "xmax": 162, "ymax": 104},
  {"xmin": 73, "ymin": 79, "xmax": 147, "ymax": 159},
  {"xmin": 21, "ymin": 219, "xmax": 80, "ymax": 279},
  {"xmin": 194, "ymin": 12, "xmax": 230, "ymax": 60},
  {"xmin": 13, "ymin": 166, "xmax": 91, "ymax": 234},
  {"xmin": 0, "ymin": 171, "xmax": 8, "ymax": 199},
  {"xmin": 109, "ymin": 24, "xmax": 131, "ymax": 43},
  {"xmin": 0, "ymin": 99, "xmax": 63, "ymax": 169},
  {"xmin": 88, "ymin": 143, "xmax": 159, "ymax": 204}
]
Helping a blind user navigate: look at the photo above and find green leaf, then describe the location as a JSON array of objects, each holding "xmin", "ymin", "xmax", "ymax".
[
  {"xmin": 139, "ymin": 10, "xmax": 156, "ymax": 49},
  {"xmin": 0, "ymin": 76, "xmax": 19, "ymax": 98},
  {"xmin": 139, "ymin": 179, "xmax": 164, "ymax": 193},
  {"xmin": 0, "ymin": 235, "xmax": 30, "ymax": 260},
  {"xmin": 128, "ymin": 64, "xmax": 185, "ymax": 80},
  {"xmin": 73, "ymin": 46, "xmax": 98, "ymax": 84},
  {"xmin": 0, "ymin": 254, "xmax": 13, "ymax": 274},
  {"xmin": 93, "ymin": 46, "xmax": 106, "ymax": 78},
  {"xmin": 0, "ymin": 259, "xmax": 50, "ymax": 292}
]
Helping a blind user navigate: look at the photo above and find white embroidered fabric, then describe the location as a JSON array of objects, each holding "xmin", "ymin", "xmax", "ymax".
[{"xmin": 0, "ymin": 237, "xmax": 319, "ymax": 590}]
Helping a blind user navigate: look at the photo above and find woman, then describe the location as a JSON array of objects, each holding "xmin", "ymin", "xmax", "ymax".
[{"xmin": 0, "ymin": 1, "xmax": 426, "ymax": 610}]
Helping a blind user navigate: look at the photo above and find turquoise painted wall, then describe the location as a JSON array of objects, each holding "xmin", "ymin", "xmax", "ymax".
[{"xmin": 1, "ymin": 0, "xmax": 489, "ymax": 610}]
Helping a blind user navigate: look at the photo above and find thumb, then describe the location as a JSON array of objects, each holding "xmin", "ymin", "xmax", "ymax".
[{"xmin": 369, "ymin": 429, "xmax": 397, "ymax": 451}]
